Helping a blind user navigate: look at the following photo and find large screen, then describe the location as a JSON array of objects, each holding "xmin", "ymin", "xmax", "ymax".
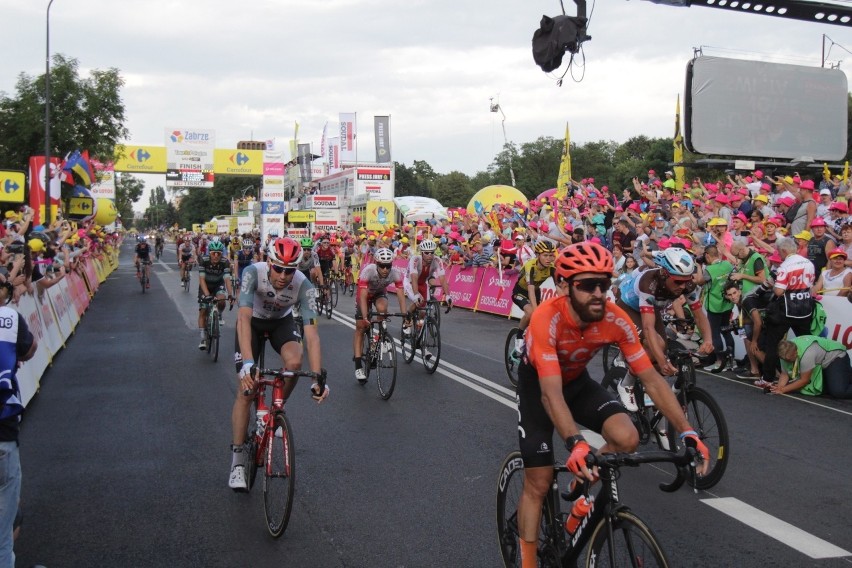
[{"xmin": 685, "ymin": 56, "xmax": 848, "ymax": 160}]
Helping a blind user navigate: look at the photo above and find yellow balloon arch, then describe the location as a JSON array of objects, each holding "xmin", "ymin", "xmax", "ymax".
[{"xmin": 466, "ymin": 185, "xmax": 528, "ymax": 216}]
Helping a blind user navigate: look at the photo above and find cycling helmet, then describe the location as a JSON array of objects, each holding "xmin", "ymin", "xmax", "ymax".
[
  {"xmin": 534, "ymin": 240, "xmax": 557, "ymax": 254},
  {"xmin": 653, "ymin": 248, "xmax": 696, "ymax": 277},
  {"xmin": 242, "ymin": 239, "xmax": 254, "ymax": 248},
  {"xmin": 210, "ymin": 236, "xmax": 221, "ymax": 243},
  {"xmin": 374, "ymin": 248, "xmax": 395, "ymax": 264},
  {"xmin": 419, "ymin": 239, "xmax": 437, "ymax": 252},
  {"xmin": 208, "ymin": 241, "xmax": 226, "ymax": 253},
  {"xmin": 137, "ymin": 235, "xmax": 145, "ymax": 243},
  {"xmin": 554, "ymin": 242, "xmax": 615, "ymax": 280},
  {"xmin": 299, "ymin": 237, "xmax": 314, "ymax": 249},
  {"xmin": 267, "ymin": 237, "xmax": 302, "ymax": 267}
]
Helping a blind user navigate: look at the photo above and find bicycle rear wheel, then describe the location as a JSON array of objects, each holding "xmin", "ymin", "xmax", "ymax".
[
  {"xmin": 361, "ymin": 329, "xmax": 373, "ymax": 380},
  {"xmin": 330, "ymin": 281, "xmax": 339, "ymax": 308},
  {"xmin": 666, "ymin": 386, "xmax": 729, "ymax": 489},
  {"xmin": 325, "ymin": 289, "xmax": 333, "ymax": 320},
  {"xmin": 421, "ymin": 317, "xmax": 440, "ymax": 374},
  {"xmin": 210, "ymin": 315, "xmax": 220, "ymax": 362},
  {"xmin": 504, "ymin": 328, "xmax": 521, "ymax": 388},
  {"xmin": 585, "ymin": 510, "xmax": 670, "ymax": 567},
  {"xmin": 264, "ymin": 412, "xmax": 295, "ymax": 538},
  {"xmin": 140, "ymin": 270, "xmax": 147, "ymax": 293},
  {"xmin": 496, "ymin": 452, "xmax": 524, "ymax": 568},
  {"xmin": 376, "ymin": 332, "xmax": 397, "ymax": 400}
]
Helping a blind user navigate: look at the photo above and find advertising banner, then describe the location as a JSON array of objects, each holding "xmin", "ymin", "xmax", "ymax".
[
  {"xmin": 328, "ymin": 137, "xmax": 341, "ymax": 174},
  {"xmin": 356, "ymin": 167, "xmax": 393, "ymax": 199},
  {"xmin": 237, "ymin": 216, "xmax": 254, "ymax": 234},
  {"xmin": 310, "ymin": 195, "xmax": 338, "ymax": 209},
  {"xmin": 114, "ymin": 145, "xmax": 167, "ymax": 173},
  {"xmin": 374, "ymin": 115, "xmax": 391, "ymax": 163},
  {"xmin": 89, "ymin": 160, "xmax": 115, "ymax": 199},
  {"xmin": 339, "ymin": 113, "xmax": 357, "ymax": 163},
  {"xmin": 261, "ymin": 201, "xmax": 287, "ymax": 215},
  {"xmin": 285, "ymin": 227, "xmax": 309, "ymax": 238},
  {"xmin": 260, "ymin": 187, "xmax": 285, "ymax": 202},
  {"xmin": 28, "ymin": 156, "xmax": 61, "ymax": 226},
  {"xmin": 313, "ymin": 209, "xmax": 340, "ymax": 232},
  {"xmin": 261, "ymin": 214, "xmax": 285, "ymax": 237},
  {"xmin": 446, "ymin": 265, "xmax": 485, "ymax": 310},
  {"xmin": 288, "ymin": 210, "xmax": 316, "ymax": 223},
  {"xmin": 204, "ymin": 221, "xmax": 218, "ymax": 234},
  {"xmin": 0, "ymin": 171, "xmax": 25, "ymax": 204},
  {"xmin": 213, "ymin": 149, "xmax": 263, "ymax": 176},
  {"xmin": 216, "ymin": 218, "xmax": 230, "ymax": 234},
  {"xmin": 165, "ymin": 128, "xmax": 216, "ymax": 188},
  {"xmin": 366, "ymin": 200, "xmax": 395, "ymax": 230},
  {"xmin": 386, "ymin": 257, "xmax": 409, "ymax": 293},
  {"xmin": 298, "ymin": 143, "xmax": 312, "ymax": 183},
  {"xmin": 475, "ymin": 268, "xmax": 519, "ymax": 316}
]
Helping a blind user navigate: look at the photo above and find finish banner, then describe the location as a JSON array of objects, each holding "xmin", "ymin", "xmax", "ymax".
[{"xmin": 374, "ymin": 116, "xmax": 391, "ymax": 163}]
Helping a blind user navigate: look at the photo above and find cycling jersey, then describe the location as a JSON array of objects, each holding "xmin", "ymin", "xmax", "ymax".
[
  {"xmin": 179, "ymin": 243, "xmax": 194, "ymax": 260},
  {"xmin": 135, "ymin": 243, "xmax": 151, "ymax": 260},
  {"xmin": 515, "ymin": 258, "xmax": 554, "ymax": 290},
  {"xmin": 408, "ymin": 254, "xmax": 445, "ymax": 285},
  {"xmin": 618, "ymin": 268, "xmax": 701, "ymax": 314},
  {"xmin": 316, "ymin": 246, "xmax": 336, "ymax": 261},
  {"xmin": 198, "ymin": 256, "xmax": 231, "ymax": 288},
  {"xmin": 296, "ymin": 251, "xmax": 320, "ymax": 273},
  {"xmin": 358, "ymin": 263, "xmax": 404, "ymax": 299},
  {"xmin": 525, "ymin": 296, "xmax": 654, "ymax": 385},
  {"xmin": 239, "ymin": 262, "xmax": 318, "ymax": 321},
  {"xmin": 236, "ymin": 250, "xmax": 254, "ymax": 278}
]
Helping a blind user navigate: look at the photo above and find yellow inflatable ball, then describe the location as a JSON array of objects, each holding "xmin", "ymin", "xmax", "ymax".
[
  {"xmin": 28, "ymin": 239, "xmax": 45, "ymax": 253},
  {"xmin": 94, "ymin": 199, "xmax": 118, "ymax": 226}
]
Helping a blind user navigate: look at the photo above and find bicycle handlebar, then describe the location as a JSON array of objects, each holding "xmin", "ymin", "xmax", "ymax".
[
  {"xmin": 242, "ymin": 367, "xmax": 327, "ymax": 396},
  {"xmin": 366, "ymin": 311, "xmax": 408, "ymax": 319}
]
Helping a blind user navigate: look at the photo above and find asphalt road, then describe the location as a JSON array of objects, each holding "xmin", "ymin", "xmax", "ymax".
[{"xmin": 13, "ymin": 241, "xmax": 852, "ymax": 567}]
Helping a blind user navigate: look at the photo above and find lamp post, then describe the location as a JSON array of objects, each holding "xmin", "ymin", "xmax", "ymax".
[
  {"xmin": 45, "ymin": 0, "xmax": 56, "ymax": 225},
  {"xmin": 489, "ymin": 98, "xmax": 516, "ymax": 187}
]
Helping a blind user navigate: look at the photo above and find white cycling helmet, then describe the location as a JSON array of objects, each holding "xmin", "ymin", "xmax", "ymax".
[
  {"xmin": 374, "ymin": 248, "xmax": 395, "ymax": 264},
  {"xmin": 419, "ymin": 239, "xmax": 437, "ymax": 252},
  {"xmin": 654, "ymin": 248, "xmax": 696, "ymax": 277}
]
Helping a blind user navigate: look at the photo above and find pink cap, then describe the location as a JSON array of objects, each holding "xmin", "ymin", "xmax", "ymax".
[
  {"xmin": 744, "ymin": 176, "xmax": 753, "ymax": 183},
  {"xmin": 648, "ymin": 169, "xmax": 656, "ymax": 175},
  {"xmin": 597, "ymin": 198, "xmax": 608, "ymax": 205},
  {"xmin": 653, "ymin": 180, "xmax": 662, "ymax": 187},
  {"xmin": 734, "ymin": 212, "xmax": 748, "ymax": 223},
  {"xmin": 714, "ymin": 194, "xmax": 729, "ymax": 204},
  {"xmin": 601, "ymin": 185, "xmax": 609, "ymax": 191},
  {"xmin": 830, "ymin": 202, "xmax": 849, "ymax": 212},
  {"xmin": 776, "ymin": 197, "xmax": 795, "ymax": 207},
  {"xmin": 588, "ymin": 177, "xmax": 595, "ymax": 183},
  {"xmin": 799, "ymin": 180, "xmax": 815, "ymax": 191},
  {"xmin": 766, "ymin": 215, "xmax": 785, "ymax": 226},
  {"xmin": 767, "ymin": 252, "xmax": 782, "ymax": 263},
  {"xmin": 810, "ymin": 217, "xmax": 827, "ymax": 227},
  {"xmin": 754, "ymin": 170, "xmax": 764, "ymax": 179},
  {"xmin": 724, "ymin": 183, "xmax": 733, "ymax": 189},
  {"xmin": 760, "ymin": 183, "xmax": 771, "ymax": 191}
]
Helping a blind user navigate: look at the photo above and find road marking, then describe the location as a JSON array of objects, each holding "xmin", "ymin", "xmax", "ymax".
[{"xmin": 701, "ymin": 497, "xmax": 851, "ymax": 559}]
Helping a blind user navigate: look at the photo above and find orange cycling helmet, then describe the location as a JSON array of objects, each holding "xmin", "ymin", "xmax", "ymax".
[
  {"xmin": 554, "ymin": 242, "xmax": 614, "ymax": 280},
  {"xmin": 267, "ymin": 237, "xmax": 302, "ymax": 267}
]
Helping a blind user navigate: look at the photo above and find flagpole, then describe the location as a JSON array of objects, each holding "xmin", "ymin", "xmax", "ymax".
[{"xmin": 45, "ymin": 0, "xmax": 56, "ymax": 225}]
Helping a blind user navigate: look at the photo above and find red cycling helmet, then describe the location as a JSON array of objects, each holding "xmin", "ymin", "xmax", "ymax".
[
  {"xmin": 554, "ymin": 242, "xmax": 614, "ymax": 281},
  {"xmin": 267, "ymin": 237, "xmax": 302, "ymax": 267}
]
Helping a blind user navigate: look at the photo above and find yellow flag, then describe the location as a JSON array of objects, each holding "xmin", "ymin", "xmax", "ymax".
[
  {"xmin": 823, "ymin": 163, "xmax": 831, "ymax": 182},
  {"xmin": 673, "ymin": 95, "xmax": 685, "ymax": 191},
  {"xmin": 845, "ymin": 161, "xmax": 849, "ymax": 183},
  {"xmin": 556, "ymin": 122, "xmax": 572, "ymax": 199}
]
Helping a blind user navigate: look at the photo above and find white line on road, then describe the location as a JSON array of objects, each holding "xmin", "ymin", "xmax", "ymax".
[{"xmin": 701, "ymin": 497, "xmax": 851, "ymax": 559}]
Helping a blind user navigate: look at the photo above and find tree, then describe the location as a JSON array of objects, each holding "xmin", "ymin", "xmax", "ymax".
[
  {"xmin": 432, "ymin": 171, "xmax": 474, "ymax": 207},
  {"xmin": 512, "ymin": 137, "xmax": 563, "ymax": 198},
  {"xmin": 394, "ymin": 162, "xmax": 418, "ymax": 197},
  {"xmin": 0, "ymin": 54, "xmax": 128, "ymax": 171},
  {"xmin": 177, "ymin": 176, "xmax": 260, "ymax": 227},
  {"xmin": 115, "ymin": 174, "xmax": 144, "ymax": 229},
  {"xmin": 143, "ymin": 186, "xmax": 178, "ymax": 229}
]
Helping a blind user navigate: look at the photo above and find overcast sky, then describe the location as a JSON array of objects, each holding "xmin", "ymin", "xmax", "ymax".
[{"xmin": 2, "ymin": 0, "xmax": 852, "ymax": 212}]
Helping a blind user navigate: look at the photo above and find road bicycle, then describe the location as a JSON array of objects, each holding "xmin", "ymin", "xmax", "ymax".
[
  {"xmin": 342, "ymin": 265, "xmax": 355, "ymax": 295},
  {"xmin": 362, "ymin": 311, "xmax": 406, "ymax": 400},
  {"xmin": 200, "ymin": 295, "xmax": 231, "ymax": 362},
  {"xmin": 137, "ymin": 260, "xmax": 152, "ymax": 293},
  {"xmin": 496, "ymin": 447, "xmax": 700, "ymax": 567},
  {"xmin": 504, "ymin": 327, "xmax": 522, "ymax": 388},
  {"xmin": 181, "ymin": 261, "xmax": 194, "ymax": 292},
  {"xmin": 243, "ymin": 334, "xmax": 327, "ymax": 538},
  {"xmin": 602, "ymin": 314, "xmax": 700, "ymax": 374},
  {"xmin": 155, "ymin": 242, "xmax": 164, "ymax": 260},
  {"xmin": 315, "ymin": 284, "xmax": 334, "ymax": 320},
  {"xmin": 400, "ymin": 288, "xmax": 448, "ymax": 374},
  {"xmin": 600, "ymin": 342, "xmax": 729, "ymax": 489}
]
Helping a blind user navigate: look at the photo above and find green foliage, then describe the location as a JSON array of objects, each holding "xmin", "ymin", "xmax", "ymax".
[
  {"xmin": 432, "ymin": 171, "xmax": 474, "ymax": 207},
  {"xmin": 141, "ymin": 186, "xmax": 178, "ymax": 229},
  {"xmin": 115, "ymin": 174, "xmax": 144, "ymax": 229},
  {"xmin": 0, "ymin": 54, "xmax": 128, "ymax": 171},
  {"xmin": 177, "ymin": 176, "xmax": 260, "ymax": 227}
]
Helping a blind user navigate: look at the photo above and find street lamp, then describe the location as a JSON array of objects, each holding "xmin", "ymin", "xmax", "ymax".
[
  {"xmin": 489, "ymin": 98, "xmax": 517, "ymax": 187},
  {"xmin": 45, "ymin": 0, "xmax": 56, "ymax": 224}
]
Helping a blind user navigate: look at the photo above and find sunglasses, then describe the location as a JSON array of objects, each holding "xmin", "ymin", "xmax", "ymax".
[
  {"xmin": 421, "ymin": 251, "xmax": 434, "ymax": 255},
  {"xmin": 270, "ymin": 264, "xmax": 296, "ymax": 275},
  {"xmin": 571, "ymin": 278, "xmax": 612, "ymax": 293},
  {"xmin": 376, "ymin": 263, "xmax": 392, "ymax": 270}
]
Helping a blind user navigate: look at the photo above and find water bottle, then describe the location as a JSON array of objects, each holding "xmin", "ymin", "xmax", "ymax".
[
  {"xmin": 565, "ymin": 496, "xmax": 594, "ymax": 535},
  {"xmin": 255, "ymin": 409, "xmax": 268, "ymax": 434}
]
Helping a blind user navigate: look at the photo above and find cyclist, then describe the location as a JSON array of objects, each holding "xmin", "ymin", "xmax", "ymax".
[
  {"xmin": 353, "ymin": 247, "xmax": 407, "ymax": 383},
  {"xmin": 515, "ymin": 242, "xmax": 709, "ymax": 568},
  {"xmin": 511, "ymin": 240, "xmax": 557, "ymax": 356},
  {"xmin": 615, "ymin": 247, "xmax": 714, "ymax": 410},
  {"xmin": 234, "ymin": 238, "xmax": 258, "ymax": 282},
  {"xmin": 197, "ymin": 241, "xmax": 235, "ymax": 350},
  {"xmin": 134, "ymin": 235, "xmax": 152, "ymax": 289},
  {"xmin": 229, "ymin": 237, "xmax": 328, "ymax": 491},
  {"xmin": 154, "ymin": 232, "xmax": 164, "ymax": 259},
  {"xmin": 403, "ymin": 239, "xmax": 452, "ymax": 335},
  {"xmin": 315, "ymin": 236, "xmax": 337, "ymax": 282},
  {"xmin": 296, "ymin": 238, "xmax": 324, "ymax": 288},
  {"xmin": 178, "ymin": 237, "xmax": 196, "ymax": 284}
]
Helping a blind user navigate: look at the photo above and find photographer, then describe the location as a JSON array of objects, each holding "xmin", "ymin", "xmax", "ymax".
[{"xmin": 724, "ymin": 279, "xmax": 773, "ymax": 380}]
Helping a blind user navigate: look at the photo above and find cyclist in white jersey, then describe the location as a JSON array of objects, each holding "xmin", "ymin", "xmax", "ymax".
[
  {"xmin": 403, "ymin": 239, "xmax": 452, "ymax": 333},
  {"xmin": 353, "ymin": 248, "xmax": 407, "ymax": 383},
  {"xmin": 227, "ymin": 237, "xmax": 329, "ymax": 491}
]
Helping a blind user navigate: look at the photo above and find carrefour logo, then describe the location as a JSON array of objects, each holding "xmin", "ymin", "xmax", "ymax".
[
  {"xmin": 230, "ymin": 152, "xmax": 249, "ymax": 166},
  {"xmin": 169, "ymin": 130, "xmax": 184, "ymax": 143},
  {"xmin": 132, "ymin": 148, "xmax": 151, "ymax": 162}
]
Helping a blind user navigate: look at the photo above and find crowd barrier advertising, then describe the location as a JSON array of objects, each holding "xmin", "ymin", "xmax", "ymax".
[
  {"xmin": 15, "ymin": 249, "xmax": 119, "ymax": 407},
  {"xmin": 475, "ymin": 269, "xmax": 518, "ymax": 316},
  {"xmin": 446, "ymin": 266, "xmax": 485, "ymax": 310}
]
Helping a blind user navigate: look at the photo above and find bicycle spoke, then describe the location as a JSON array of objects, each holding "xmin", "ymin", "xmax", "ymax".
[
  {"xmin": 376, "ymin": 334, "xmax": 397, "ymax": 400},
  {"xmin": 264, "ymin": 413, "xmax": 295, "ymax": 538}
]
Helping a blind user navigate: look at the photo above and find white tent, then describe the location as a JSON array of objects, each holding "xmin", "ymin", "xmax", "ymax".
[{"xmin": 393, "ymin": 196, "xmax": 448, "ymax": 222}]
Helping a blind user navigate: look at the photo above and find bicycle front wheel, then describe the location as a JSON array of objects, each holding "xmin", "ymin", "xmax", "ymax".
[
  {"xmin": 400, "ymin": 321, "xmax": 415, "ymax": 364},
  {"xmin": 504, "ymin": 328, "xmax": 521, "ymax": 388},
  {"xmin": 330, "ymin": 282, "xmax": 338, "ymax": 308},
  {"xmin": 245, "ymin": 400, "xmax": 260, "ymax": 491},
  {"xmin": 601, "ymin": 344, "xmax": 622, "ymax": 375},
  {"xmin": 376, "ymin": 333, "xmax": 397, "ymax": 400},
  {"xmin": 325, "ymin": 290, "xmax": 333, "ymax": 320},
  {"xmin": 264, "ymin": 412, "xmax": 295, "ymax": 538},
  {"xmin": 361, "ymin": 329, "xmax": 373, "ymax": 380},
  {"xmin": 421, "ymin": 318, "xmax": 440, "ymax": 373},
  {"xmin": 666, "ymin": 386, "xmax": 729, "ymax": 489},
  {"xmin": 585, "ymin": 510, "xmax": 670, "ymax": 567},
  {"xmin": 210, "ymin": 316, "xmax": 220, "ymax": 362}
]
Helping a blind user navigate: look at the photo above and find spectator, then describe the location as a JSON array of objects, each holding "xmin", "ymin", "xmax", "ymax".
[
  {"xmin": 698, "ymin": 244, "xmax": 735, "ymax": 372},
  {"xmin": 812, "ymin": 249, "xmax": 852, "ymax": 297},
  {"xmin": 728, "ymin": 236, "xmax": 767, "ymax": 296},
  {"xmin": 771, "ymin": 336, "xmax": 852, "ymax": 398},
  {"xmin": 806, "ymin": 217, "xmax": 836, "ymax": 276},
  {"xmin": 724, "ymin": 280, "xmax": 772, "ymax": 380}
]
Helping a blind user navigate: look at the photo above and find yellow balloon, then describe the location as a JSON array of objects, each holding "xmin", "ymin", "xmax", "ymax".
[
  {"xmin": 467, "ymin": 185, "xmax": 527, "ymax": 216},
  {"xmin": 94, "ymin": 198, "xmax": 118, "ymax": 225}
]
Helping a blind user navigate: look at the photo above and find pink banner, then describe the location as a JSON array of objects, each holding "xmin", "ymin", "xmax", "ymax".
[
  {"xmin": 83, "ymin": 259, "xmax": 99, "ymax": 295},
  {"xmin": 386, "ymin": 258, "xmax": 410, "ymax": 294},
  {"xmin": 66, "ymin": 272, "xmax": 89, "ymax": 315},
  {"xmin": 446, "ymin": 265, "xmax": 485, "ymax": 310},
  {"xmin": 475, "ymin": 267, "xmax": 520, "ymax": 316}
]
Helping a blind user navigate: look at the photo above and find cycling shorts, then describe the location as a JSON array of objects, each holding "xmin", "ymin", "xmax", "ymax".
[
  {"xmin": 512, "ymin": 284, "xmax": 540, "ymax": 311},
  {"xmin": 181, "ymin": 254, "xmax": 192, "ymax": 263},
  {"xmin": 198, "ymin": 283, "xmax": 227, "ymax": 305},
  {"xmin": 233, "ymin": 313, "xmax": 301, "ymax": 371},
  {"xmin": 354, "ymin": 294, "xmax": 387, "ymax": 320},
  {"xmin": 516, "ymin": 364, "xmax": 626, "ymax": 468}
]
